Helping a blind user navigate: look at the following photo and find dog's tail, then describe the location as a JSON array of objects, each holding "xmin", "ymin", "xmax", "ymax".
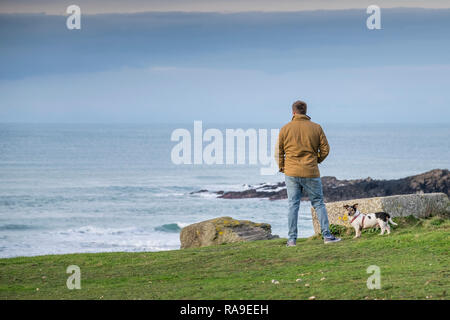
[{"xmin": 388, "ymin": 217, "xmax": 398, "ymax": 226}]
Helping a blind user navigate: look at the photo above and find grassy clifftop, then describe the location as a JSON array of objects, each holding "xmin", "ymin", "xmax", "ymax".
[{"xmin": 0, "ymin": 215, "xmax": 448, "ymax": 300}]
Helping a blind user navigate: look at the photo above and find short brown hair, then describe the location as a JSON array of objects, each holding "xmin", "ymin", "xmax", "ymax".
[{"xmin": 292, "ymin": 100, "xmax": 307, "ymax": 114}]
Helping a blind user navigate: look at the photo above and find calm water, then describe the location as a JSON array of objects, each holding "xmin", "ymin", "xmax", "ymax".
[{"xmin": 0, "ymin": 123, "xmax": 449, "ymax": 258}]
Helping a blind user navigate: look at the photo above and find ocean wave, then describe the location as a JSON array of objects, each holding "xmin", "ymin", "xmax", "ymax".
[
  {"xmin": 204, "ymin": 183, "xmax": 253, "ymax": 192},
  {"xmin": 154, "ymin": 223, "xmax": 187, "ymax": 233},
  {"xmin": 152, "ymin": 192, "xmax": 184, "ymax": 198},
  {"xmin": 194, "ymin": 191, "xmax": 220, "ymax": 199},
  {"xmin": 154, "ymin": 223, "xmax": 180, "ymax": 233},
  {"xmin": 0, "ymin": 224, "xmax": 184, "ymax": 258},
  {"xmin": 52, "ymin": 223, "xmax": 190, "ymax": 237},
  {"xmin": 0, "ymin": 224, "xmax": 36, "ymax": 231},
  {"xmin": 54, "ymin": 225, "xmax": 142, "ymax": 236},
  {"xmin": 0, "ymin": 236, "xmax": 181, "ymax": 258}
]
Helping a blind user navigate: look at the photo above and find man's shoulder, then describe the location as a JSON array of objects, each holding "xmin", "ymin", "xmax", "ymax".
[
  {"xmin": 280, "ymin": 122, "xmax": 290, "ymax": 130},
  {"xmin": 309, "ymin": 120, "xmax": 323, "ymax": 130},
  {"xmin": 284, "ymin": 119, "xmax": 322, "ymax": 129},
  {"xmin": 280, "ymin": 122, "xmax": 292, "ymax": 134}
]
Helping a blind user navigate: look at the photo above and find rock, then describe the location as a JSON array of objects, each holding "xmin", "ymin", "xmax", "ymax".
[
  {"xmin": 179, "ymin": 216, "xmax": 279, "ymax": 249},
  {"xmin": 214, "ymin": 169, "xmax": 450, "ymax": 202},
  {"xmin": 311, "ymin": 192, "xmax": 450, "ymax": 234},
  {"xmin": 218, "ymin": 182, "xmax": 286, "ymax": 200},
  {"xmin": 189, "ymin": 189, "xmax": 209, "ymax": 194}
]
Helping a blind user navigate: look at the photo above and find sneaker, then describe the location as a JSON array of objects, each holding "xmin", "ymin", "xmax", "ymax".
[
  {"xmin": 323, "ymin": 235, "xmax": 341, "ymax": 244},
  {"xmin": 286, "ymin": 240, "xmax": 296, "ymax": 247}
]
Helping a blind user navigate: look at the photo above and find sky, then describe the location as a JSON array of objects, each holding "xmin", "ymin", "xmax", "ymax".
[
  {"xmin": 0, "ymin": 1, "xmax": 449, "ymax": 123},
  {"xmin": 1, "ymin": 0, "xmax": 450, "ymax": 13}
]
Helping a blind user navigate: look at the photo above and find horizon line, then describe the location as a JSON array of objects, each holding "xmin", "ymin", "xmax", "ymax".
[
  {"xmin": 1, "ymin": 121, "xmax": 449, "ymax": 125},
  {"xmin": 2, "ymin": 6, "xmax": 450, "ymax": 16}
]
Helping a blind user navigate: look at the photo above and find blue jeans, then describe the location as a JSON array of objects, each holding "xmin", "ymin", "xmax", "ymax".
[{"xmin": 285, "ymin": 175, "xmax": 331, "ymax": 240}]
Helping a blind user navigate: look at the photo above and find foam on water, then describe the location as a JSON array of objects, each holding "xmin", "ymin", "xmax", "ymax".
[{"xmin": 0, "ymin": 225, "xmax": 182, "ymax": 258}]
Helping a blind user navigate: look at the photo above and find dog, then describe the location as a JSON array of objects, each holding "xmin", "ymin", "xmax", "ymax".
[{"xmin": 343, "ymin": 204, "xmax": 398, "ymax": 238}]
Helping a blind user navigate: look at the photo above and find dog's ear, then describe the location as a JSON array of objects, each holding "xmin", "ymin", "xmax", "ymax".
[
  {"xmin": 343, "ymin": 205, "xmax": 349, "ymax": 209},
  {"xmin": 353, "ymin": 203, "xmax": 358, "ymax": 209}
]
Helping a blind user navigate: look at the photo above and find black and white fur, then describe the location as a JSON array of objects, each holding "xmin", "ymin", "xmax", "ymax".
[{"xmin": 343, "ymin": 204, "xmax": 398, "ymax": 238}]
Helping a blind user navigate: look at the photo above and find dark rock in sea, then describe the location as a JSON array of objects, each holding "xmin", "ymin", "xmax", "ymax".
[
  {"xmin": 217, "ymin": 182, "xmax": 286, "ymax": 200},
  {"xmin": 214, "ymin": 169, "xmax": 449, "ymax": 202},
  {"xmin": 189, "ymin": 189, "xmax": 209, "ymax": 194}
]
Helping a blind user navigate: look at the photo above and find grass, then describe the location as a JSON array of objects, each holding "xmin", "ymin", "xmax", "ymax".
[{"xmin": 0, "ymin": 215, "xmax": 449, "ymax": 300}]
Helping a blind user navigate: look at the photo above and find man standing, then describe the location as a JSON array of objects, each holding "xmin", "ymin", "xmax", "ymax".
[{"xmin": 277, "ymin": 100, "xmax": 341, "ymax": 246}]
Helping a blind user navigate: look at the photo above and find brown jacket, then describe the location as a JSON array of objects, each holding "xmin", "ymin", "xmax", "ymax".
[{"xmin": 277, "ymin": 114, "xmax": 330, "ymax": 178}]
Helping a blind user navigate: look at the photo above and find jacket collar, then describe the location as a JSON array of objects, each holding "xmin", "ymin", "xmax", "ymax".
[{"xmin": 292, "ymin": 114, "xmax": 311, "ymax": 121}]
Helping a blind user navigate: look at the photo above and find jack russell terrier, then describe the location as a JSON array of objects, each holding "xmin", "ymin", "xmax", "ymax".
[{"xmin": 343, "ymin": 204, "xmax": 398, "ymax": 238}]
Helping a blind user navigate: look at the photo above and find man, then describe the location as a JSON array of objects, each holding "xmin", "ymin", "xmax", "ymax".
[{"xmin": 277, "ymin": 100, "xmax": 341, "ymax": 246}]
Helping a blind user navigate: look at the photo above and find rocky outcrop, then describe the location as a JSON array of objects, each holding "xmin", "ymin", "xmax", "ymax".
[
  {"xmin": 214, "ymin": 169, "xmax": 449, "ymax": 202},
  {"xmin": 180, "ymin": 217, "xmax": 279, "ymax": 249},
  {"xmin": 215, "ymin": 182, "xmax": 285, "ymax": 200},
  {"xmin": 311, "ymin": 193, "xmax": 450, "ymax": 234}
]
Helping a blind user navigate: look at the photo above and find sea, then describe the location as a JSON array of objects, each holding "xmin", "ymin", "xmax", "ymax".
[{"xmin": 0, "ymin": 123, "xmax": 449, "ymax": 258}]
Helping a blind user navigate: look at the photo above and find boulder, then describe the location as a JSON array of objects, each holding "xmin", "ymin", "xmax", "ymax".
[
  {"xmin": 180, "ymin": 216, "xmax": 279, "ymax": 249},
  {"xmin": 311, "ymin": 193, "xmax": 450, "ymax": 234}
]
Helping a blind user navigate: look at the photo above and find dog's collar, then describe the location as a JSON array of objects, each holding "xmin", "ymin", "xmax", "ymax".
[
  {"xmin": 350, "ymin": 212, "xmax": 360, "ymax": 223},
  {"xmin": 350, "ymin": 211, "xmax": 366, "ymax": 228}
]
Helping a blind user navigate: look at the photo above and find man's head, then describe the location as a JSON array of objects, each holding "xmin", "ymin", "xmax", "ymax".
[{"xmin": 292, "ymin": 100, "xmax": 307, "ymax": 115}]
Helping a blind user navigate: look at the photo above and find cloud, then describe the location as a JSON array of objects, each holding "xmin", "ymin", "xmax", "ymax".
[
  {"xmin": 1, "ymin": 64, "xmax": 449, "ymax": 123},
  {"xmin": 1, "ymin": 0, "xmax": 450, "ymax": 14},
  {"xmin": 1, "ymin": 9, "xmax": 449, "ymax": 80},
  {"xmin": 1, "ymin": 9, "xmax": 449, "ymax": 123}
]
